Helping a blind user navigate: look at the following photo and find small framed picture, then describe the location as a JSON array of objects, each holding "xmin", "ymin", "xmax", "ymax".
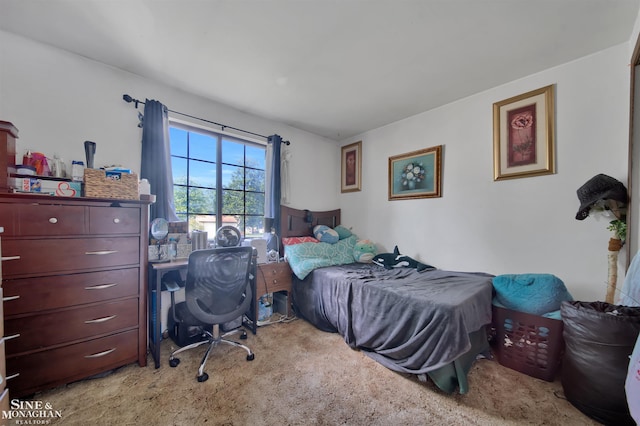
[
  {"xmin": 388, "ymin": 145, "xmax": 442, "ymax": 200},
  {"xmin": 341, "ymin": 141, "xmax": 362, "ymax": 193},
  {"xmin": 493, "ymin": 85, "xmax": 556, "ymax": 180}
]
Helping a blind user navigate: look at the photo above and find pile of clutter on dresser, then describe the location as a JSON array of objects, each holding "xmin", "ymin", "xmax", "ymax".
[{"xmin": 8, "ymin": 141, "xmax": 145, "ymax": 199}]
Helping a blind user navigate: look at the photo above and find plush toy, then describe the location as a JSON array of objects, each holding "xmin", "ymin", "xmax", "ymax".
[
  {"xmin": 313, "ymin": 225, "xmax": 339, "ymax": 244},
  {"xmin": 334, "ymin": 225, "xmax": 353, "ymax": 240},
  {"xmin": 372, "ymin": 246, "xmax": 435, "ymax": 272},
  {"xmin": 353, "ymin": 239, "xmax": 376, "ymax": 263}
]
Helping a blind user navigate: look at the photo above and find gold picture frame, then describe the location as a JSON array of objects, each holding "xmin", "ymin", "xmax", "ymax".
[
  {"xmin": 388, "ymin": 145, "xmax": 442, "ymax": 200},
  {"xmin": 493, "ymin": 85, "xmax": 556, "ymax": 181},
  {"xmin": 341, "ymin": 141, "xmax": 362, "ymax": 192}
]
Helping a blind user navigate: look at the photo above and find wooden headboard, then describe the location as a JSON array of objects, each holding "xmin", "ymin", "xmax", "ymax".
[{"xmin": 280, "ymin": 206, "xmax": 341, "ymax": 239}]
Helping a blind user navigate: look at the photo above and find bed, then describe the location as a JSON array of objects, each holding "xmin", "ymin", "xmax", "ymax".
[{"xmin": 279, "ymin": 206, "xmax": 494, "ymax": 394}]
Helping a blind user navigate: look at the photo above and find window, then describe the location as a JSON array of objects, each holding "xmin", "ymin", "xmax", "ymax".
[{"xmin": 169, "ymin": 123, "xmax": 266, "ymax": 239}]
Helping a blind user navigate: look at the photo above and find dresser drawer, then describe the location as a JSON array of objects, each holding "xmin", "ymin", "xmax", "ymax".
[
  {"xmin": 89, "ymin": 206, "xmax": 141, "ymax": 235},
  {"xmin": 5, "ymin": 298, "xmax": 138, "ymax": 355},
  {"xmin": 7, "ymin": 329, "xmax": 138, "ymax": 398},
  {"xmin": 0, "ymin": 206, "xmax": 15, "ymax": 237},
  {"xmin": 17, "ymin": 203, "xmax": 85, "ymax": 236},
  {"xmin": 3, "ymin": 268, "xmax": 139, "ymax": 315},
  {"xmin": 2, "ymin": 237, "xmax": 140, "ymax": 277}
]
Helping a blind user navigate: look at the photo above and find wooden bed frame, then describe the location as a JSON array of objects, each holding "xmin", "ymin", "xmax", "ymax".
[{"xmin": 279, "ymin": 205, "xmax": 341, "ymax": 240}]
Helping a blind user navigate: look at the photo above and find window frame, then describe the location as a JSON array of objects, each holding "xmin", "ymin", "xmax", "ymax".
[{"xmin": 169, "ymin": 118, "xmax": 267, "ymax": 238}]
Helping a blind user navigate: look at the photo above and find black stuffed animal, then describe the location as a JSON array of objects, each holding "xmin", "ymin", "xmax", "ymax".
[{"xmin": 372, "ymin": 246, "xmax": 434, "ymax": 272}]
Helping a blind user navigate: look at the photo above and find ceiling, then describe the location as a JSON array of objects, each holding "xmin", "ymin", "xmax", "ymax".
[{"xmin": 1, "ymin": 0, "xmax": 639, "ymax": 140}]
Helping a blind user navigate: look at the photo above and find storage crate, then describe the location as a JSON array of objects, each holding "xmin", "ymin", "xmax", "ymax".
[
  {"xmin": 83, "ymin": 168, "xmax": 139, "ymax": 200},
  {"xmin": 491, "ymin": 305, "xmax": 564, "ymax": 381}
]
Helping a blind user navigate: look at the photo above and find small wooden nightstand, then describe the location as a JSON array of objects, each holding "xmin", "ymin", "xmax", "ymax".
[{"xmin": 255, "ymin": 262, "xmax": 292, "ymax": 317}]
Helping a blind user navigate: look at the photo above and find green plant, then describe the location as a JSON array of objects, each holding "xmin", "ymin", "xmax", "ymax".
[{"xmin": 607, "ymin": 219, "xmax": 627, "ymax": 241}]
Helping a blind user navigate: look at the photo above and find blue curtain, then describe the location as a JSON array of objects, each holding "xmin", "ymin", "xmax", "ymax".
[
  {"xmin": 140, "ymin": 99, "xmax": 179, "ymax": 222},
  {"xmin": 268, "ymin": 134, "xmax": 283, "ymax": 242}
]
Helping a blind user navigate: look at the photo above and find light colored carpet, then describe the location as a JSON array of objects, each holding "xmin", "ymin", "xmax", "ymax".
[{"xmin": 30, "ymin": 318, "xmax": 598, "ymax": 425}]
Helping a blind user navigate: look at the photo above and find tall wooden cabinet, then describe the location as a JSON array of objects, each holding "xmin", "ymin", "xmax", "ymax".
[{"xmin": 0, "ymin": 193, "xmax": 149, "ymax": 397}]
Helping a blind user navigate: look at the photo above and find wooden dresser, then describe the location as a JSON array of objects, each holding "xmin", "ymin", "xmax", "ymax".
[
  {"xmin": 0, "ymin": 193, "xmax": 149, "ymax": 397},
  {"xmin": 0, "ymin": 227, "xmax": 9, "ymax": 414}
]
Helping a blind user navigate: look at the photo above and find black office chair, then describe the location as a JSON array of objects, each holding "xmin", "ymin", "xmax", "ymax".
[{"xmin": 168, "ymin": 246, "xmax": 255, "ymax": 382}]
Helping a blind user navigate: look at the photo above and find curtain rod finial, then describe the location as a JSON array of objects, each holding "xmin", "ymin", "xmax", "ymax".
[{"xmin": 123, "ymin": 94, "xmax": 141, "ymax": 109}]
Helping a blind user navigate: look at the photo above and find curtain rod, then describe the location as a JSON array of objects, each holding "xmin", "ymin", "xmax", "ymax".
[{"xmin": 122, "ymin": 94, "xmax": 290, "ymax": 145}]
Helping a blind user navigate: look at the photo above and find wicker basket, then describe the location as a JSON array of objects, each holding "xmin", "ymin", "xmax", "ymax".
[
  {"xmin": 83, "ymin": 168, "xmax": 139, "ymax": 200},
  {"xmin": 491, "ymin": 305, "xmax": 564, "ymax": 381}
]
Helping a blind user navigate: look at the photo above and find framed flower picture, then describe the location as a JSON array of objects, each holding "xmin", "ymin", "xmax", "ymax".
[
  {"xmin": 388, "ymin": 145, "xmax": 442, "ymax": 200},
  {"xmin": 341, "ymin": 141, "xmax": 362, "ymax": 192},
  {"xmin": 493, "ymin": 85, "xmax": 556, "ymax": 180}
]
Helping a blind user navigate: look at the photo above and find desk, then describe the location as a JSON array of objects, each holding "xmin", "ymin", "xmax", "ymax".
[
  {"xmin": 148, "ymin": 260, "xmax": 188, "ymax": 369},
  {"xmin": 147, "ymin": 257, "xmax": 258, "ymax": 369}
]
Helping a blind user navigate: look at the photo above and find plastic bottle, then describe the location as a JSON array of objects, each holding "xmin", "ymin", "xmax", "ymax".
[
  {"xmin": 51, "ymin": 154, "xmax": 66, "ymax": 178},
  {"xmin": 139, "ymin": 178, "xmax": 151, "ymax": 195},
  {"xmin": 71, "ymin": 160, "xmax": 85, "ymax": 182},
  {"xmin": 168, "ymin": 238, "xmax": 178, "ymax": 260},
  {"xmin": 58, "ymin": 158, "xmax": 67, "ymax": 178}
]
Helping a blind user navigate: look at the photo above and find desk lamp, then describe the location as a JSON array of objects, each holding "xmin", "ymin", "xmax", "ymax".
[{"xmin": 264, "ymin": 217, "xmax": 279, "ymax": 262}]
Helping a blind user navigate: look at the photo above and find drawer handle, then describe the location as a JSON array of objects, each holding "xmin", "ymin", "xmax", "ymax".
[
  {"xmin": 5, "ymin": 373, "xmax": 19, "ymax": 381},
  {"xmin": 4, "ymin": 333, "xmax": 20, "ymax": 341},
  {"xmin": 272, "ymin": 279, "xmax": 278, "ymax": 284},
  {"xmin": 85, "ymin": 250, "xmax": 118, "ymax": 255},
  {"xmin": 2, "ymin": 295, "xmax": 20, "ymax": 302},
  {"xmin": 85, "ymin": 348, "xmax": 116, "ymax": 358},
  {"xmin": 1, "ymin": 256, "xmax": 20, "ymax": 261},
  {"xmin": 113, "ymin": 218, "xmax": 120, "ymax": 224},
  {"xmin": 84, "ymin": 315, "xmax": 117, "ymax": 324},
  {"xmin": 49, "ymin": 217, "xmax": 58, "ymax": 224},
  {"xmin": 85, "ymin": 283, "xmax": 118, "ymax": 290}
]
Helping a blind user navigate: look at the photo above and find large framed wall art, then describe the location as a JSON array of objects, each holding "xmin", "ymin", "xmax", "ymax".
[
  {"xmin": 493, "ymin": 84, "xmax": 556, "ymax": 181},
  {"xmin": 388, "ymin": 145, "xmax": 442, "ymax": 200},
  {"xmin": 341, "ymin": 141, "xmax": 362, "ymax": 193}
]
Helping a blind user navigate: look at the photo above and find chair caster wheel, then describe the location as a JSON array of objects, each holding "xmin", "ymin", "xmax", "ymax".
[
  {"xmin": 197, "ymin": 373, "xmax": 209, "ymax": 382},
  {"xmin": 240, "ymin": 331, "xmax": 247, "ymax": 340},
  {"xmin": 169, "ymin": 358, "xmax": 180, "ymax": 367},
  {"xmin": 247, "ymin": 353, "xmax": 255, "ymax": 361}
]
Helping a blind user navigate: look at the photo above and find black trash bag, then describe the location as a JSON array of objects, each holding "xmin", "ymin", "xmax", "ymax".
[{"xmin": 561, "ymin": 301, "xmax": 640, "ymax": 426}]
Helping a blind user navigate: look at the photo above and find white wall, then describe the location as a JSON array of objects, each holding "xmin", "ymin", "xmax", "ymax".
[
  {"xmin": 628, "ymin": 15, "xmax": 640, "ymax": 264},
  {"xmin": 0, "ymin": 28, "xmax": 634, "ymax": 303},
  {"xmin": 0, "ymin": 30, "xmax": 340, "ymax": 211},
  {"xmin": 339, "ymin": 43, "xmax": 631, "ymax": 302}
]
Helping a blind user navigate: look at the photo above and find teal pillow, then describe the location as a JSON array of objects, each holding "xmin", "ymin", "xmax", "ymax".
[
  {"xmin": 492, "ymin": 274, "xmax": 573, "ymax": 316},
  {"xmin": 334, "ymin": 225, "xmax": 352, "ymax": 240}
]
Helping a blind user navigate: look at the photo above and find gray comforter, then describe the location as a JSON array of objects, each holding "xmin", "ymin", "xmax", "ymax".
[{"xmin": 292, "ymin": 263, "xmax": 494, "ymax": 374}]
